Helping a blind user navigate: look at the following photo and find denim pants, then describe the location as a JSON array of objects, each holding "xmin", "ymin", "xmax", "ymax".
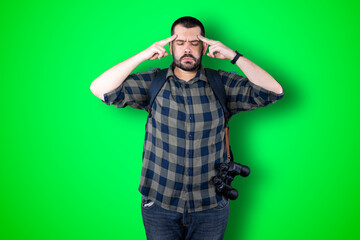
[{"xmin": 141, "ymin": 195, "xmax": 229, "ymax": 240}]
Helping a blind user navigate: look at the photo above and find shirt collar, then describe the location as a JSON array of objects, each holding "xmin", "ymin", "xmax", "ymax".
[{"xmin": 166, "ymin": 62, "xmax": 208, "ymax": 83}]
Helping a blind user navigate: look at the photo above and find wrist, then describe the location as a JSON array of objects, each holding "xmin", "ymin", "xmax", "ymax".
[
  {"xmin": 228, "ymin": 50, "xmax": 236, "ymax": 60},
  {"xmin": 231, "ymin": 51, "xmax": 243, "ymax": 64},
  {"xmin": 136, "ymin": 50, "xmax": 148, "ymax": 62}
]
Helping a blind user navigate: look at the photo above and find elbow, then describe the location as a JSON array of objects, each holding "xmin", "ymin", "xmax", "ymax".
[
  {"xmin": 90, "ymin": 82, "xmax": 105, "ymax": 101},
  {"xmin": 90, "ymin": 82, "xmax": 96, "ymax": 95},
  {"xmin": 272, "ymin": 81, "xmax": 283, "ymax": 95},
  {"xmin": 275, "ymin": 86, "xmax": 283, "ymax": 95}
]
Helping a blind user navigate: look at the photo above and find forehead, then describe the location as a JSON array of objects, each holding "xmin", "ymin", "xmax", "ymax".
[{"xmin": 173, "ymin": 25, "xmax": 201, "ymax": 40}]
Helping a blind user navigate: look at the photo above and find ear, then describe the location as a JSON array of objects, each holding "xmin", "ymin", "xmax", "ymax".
[
  {"xmin": 169, "ymin": 42, "xmax": 173, "ymax": 56},
  {"xmin": 202, "ymin": 42, "xmax": 208, "ymax": 56}
]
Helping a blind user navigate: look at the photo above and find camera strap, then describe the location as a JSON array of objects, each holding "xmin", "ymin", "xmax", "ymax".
[{"xmin": 225, "ymin": 126, "xmax": 232, "ymax": 162}]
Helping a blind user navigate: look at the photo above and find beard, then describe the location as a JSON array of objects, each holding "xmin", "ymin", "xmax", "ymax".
[{"xmin": 172, "ymin": 46, "xmax": 203, "ymax": 71}]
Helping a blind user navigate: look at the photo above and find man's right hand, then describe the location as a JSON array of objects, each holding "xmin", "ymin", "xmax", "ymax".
[
  {"xmin": 90, "ymin": 35, "xmax": 177, "ymax": 101},
  {"xmin": 140, "ymin": 34, "xmax": 177, "ymax": 61}
]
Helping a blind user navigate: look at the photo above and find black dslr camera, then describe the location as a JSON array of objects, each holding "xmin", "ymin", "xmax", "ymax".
[
  {"xmin": 212, "ymin": 126, "xmax": 250, "ymax": 200},
  {"xmin": 213, "ymin": 161, "xmax": 250, "ymax": 200}
]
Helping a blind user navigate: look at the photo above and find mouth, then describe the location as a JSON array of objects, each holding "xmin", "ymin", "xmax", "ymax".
[{"xmin": 182, "ymin": 57, "xmax": 194, "ymax": 62}]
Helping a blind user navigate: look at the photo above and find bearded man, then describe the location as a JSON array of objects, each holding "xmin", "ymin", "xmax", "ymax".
[{"xmin": 90, "ymin": 16, "xmax": 283, "ymax": 240}]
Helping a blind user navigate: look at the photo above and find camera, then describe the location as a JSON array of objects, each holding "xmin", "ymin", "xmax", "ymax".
[{"xmin": 212, "ymin": 161, "xmax": 250, "ymax": 200}]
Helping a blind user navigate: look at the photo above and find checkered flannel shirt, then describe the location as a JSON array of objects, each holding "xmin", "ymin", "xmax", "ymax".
[{"xmin": 102, "ymin": 62, "xmax": 283, "ymax": 213}]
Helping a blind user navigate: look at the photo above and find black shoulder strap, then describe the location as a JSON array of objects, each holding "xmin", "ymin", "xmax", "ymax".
[
  {"xmin": 205, "ymin": 68, "xmax": 230, "ymax": 126},
  {"xmin": 148, "ymin": 68, "xmax": 168, "ymax": 117}
]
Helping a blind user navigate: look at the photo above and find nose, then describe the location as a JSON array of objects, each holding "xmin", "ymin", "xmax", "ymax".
[{"xmin": 184, "ymin": 42, "xmax": 192, "ymax": 54}]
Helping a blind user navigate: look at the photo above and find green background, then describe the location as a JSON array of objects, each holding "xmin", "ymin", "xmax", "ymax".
[{"xmin": 1, "ymin": 0, "xmax": 359, "ymax": 239}]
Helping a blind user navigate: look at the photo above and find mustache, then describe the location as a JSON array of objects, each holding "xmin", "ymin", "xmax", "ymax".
[{"xmin": 180, "ymin": 54, "xmax": 196, "ymax": 61}]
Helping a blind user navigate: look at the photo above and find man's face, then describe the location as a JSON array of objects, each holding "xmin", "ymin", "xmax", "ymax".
[{"xmin": 169, "ymin": 25, "xmax": 208, "ymax": 71}]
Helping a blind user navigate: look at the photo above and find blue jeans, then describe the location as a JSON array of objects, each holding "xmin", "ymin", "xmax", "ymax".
[{"xmin": 141, "ymin": 196, "xmax": 229, "ymax": 240}]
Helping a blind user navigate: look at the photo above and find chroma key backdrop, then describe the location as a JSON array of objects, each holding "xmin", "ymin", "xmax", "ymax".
[{"xmin": 1, "ymin": 0, "xmax": 359, "ymax": 239}]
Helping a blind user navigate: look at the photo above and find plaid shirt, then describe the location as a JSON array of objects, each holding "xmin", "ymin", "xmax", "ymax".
[{"xmin": 102, "ymin": 62, "xmax": 283, "ymax": 213}]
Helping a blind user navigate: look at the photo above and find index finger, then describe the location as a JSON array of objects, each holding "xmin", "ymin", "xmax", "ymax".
[
  {"xmin": 197, "ymin": 35, "xmax": 216, "ymax": 45},
  {"xmin": 159, "ymin": 34, "xmax": 178, "ymax": 46}
]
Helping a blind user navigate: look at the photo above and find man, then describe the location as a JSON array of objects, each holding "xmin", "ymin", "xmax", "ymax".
[{"xmin": 90, "ymin": 16, "xmax": 283, "ymax": 240}]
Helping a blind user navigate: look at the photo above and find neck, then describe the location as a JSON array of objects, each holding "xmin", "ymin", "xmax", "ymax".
[{"xmin": 174, "ymin": 66, "xmax": 199, "ymax": 82}]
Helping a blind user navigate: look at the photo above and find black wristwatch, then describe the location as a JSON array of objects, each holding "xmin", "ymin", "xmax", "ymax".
[{"xmin": 231, "ymin": 51, "xmax": 243, "ymax": 64}]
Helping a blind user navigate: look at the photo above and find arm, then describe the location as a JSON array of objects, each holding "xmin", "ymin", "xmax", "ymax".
[
  {"xmin": 232, "ymin": 55, "xmax": 283, "ymax": 94},
  {"xmin": 198, "ymin": 35, "xmax": 283, "ymax": 94},
  {"xmin": 90, "ymin": 34, "xmax": 177, "ymax": 101}
]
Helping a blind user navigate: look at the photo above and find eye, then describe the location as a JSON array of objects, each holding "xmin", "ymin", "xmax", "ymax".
[
  {"xmin": 191, "ymin": 42, "xmax": 200, "ymax": 46},
  {"xmin": 177, "ymin": 42, "xmax": 184, "ymax": 45}
]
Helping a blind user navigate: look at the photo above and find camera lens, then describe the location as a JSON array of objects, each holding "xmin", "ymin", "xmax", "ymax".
[{"xmin": 240, "ymin": 165, "xmax": 250, "ymax": 177}]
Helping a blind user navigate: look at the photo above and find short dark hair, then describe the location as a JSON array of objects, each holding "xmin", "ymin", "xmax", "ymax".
[{"xmin": 171, "ymin": 16, "xmax": 205, "ymax": 36}]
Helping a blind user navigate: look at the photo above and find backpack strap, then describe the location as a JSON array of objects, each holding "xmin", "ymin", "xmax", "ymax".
[
  {"xmin": 148, "ymin": 68, "xmax": 168, "ymax": 117},
  {"xmin": 205, "ymin": 68, "xmax": 231, "ymax": 126}
]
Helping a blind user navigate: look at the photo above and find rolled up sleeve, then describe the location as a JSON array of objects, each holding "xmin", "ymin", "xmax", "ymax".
[
  {"xmin": 219, "ymin": 70, "xmax": 284, "ymax": 116},
  {"xmin": 101, "ymin": 68, "xmax": 160, "ymax": 111}
]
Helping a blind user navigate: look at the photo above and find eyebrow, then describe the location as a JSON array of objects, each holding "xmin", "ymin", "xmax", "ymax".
[{"xmin": 175, "ymin": 40, "xmax": 201, "ymax": 43}]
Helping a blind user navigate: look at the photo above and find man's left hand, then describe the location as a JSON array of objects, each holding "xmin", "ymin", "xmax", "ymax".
[{"xmin": 197, "ymin": 35, "xmax": 236, "ymax": 60}]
